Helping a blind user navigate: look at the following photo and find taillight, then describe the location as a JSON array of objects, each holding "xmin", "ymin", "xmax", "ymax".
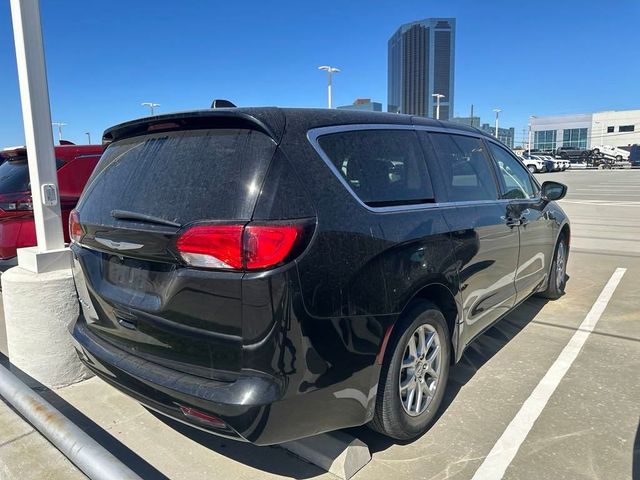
[
  {"xmin": 176, "ymin": 225, "xmax": 244, "ymax": 269},
  {"xmin": 69, "ymin": 209, "xmax": 83, "ymax": 243},
  {"xmin": 176, "ymin": 222, "xmax": 307, "ymax": 271}
]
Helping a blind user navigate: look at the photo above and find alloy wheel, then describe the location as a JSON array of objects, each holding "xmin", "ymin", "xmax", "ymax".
[
  {"xmin": 556, "ymin": 241, "xmax": 566, "ymax": 288},
  {"xmin": 398, "ymin": 324, "xmax": 442, "ymax": 416}
]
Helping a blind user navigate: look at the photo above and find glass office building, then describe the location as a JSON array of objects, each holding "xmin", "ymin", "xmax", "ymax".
[
  {"xmin": 562, "ymin": 128, "xmax": 588, "ymax": 148},
  {"xmin": 388, "ymin": 18, "xmax": 456, "ymax": 119},
  {"xmin": 534, "ymin": 130, "xmax": 557, "ymax": 151}
]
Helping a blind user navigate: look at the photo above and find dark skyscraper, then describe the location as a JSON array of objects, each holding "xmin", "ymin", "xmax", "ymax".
[{"xmin": 388, "ymin": 18, "xmax": 455, "ymax": 119}]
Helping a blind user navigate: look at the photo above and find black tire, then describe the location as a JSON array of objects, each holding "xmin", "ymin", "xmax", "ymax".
[
  {"xmin": 616, "ymin": 155, "xmax": 622, "ymax": 162},
  {"xmin": 538, "ymin": 235, "xmax": 568, "ymax": 300},
  {"xmin": 527, "ymin": 165, "xmax": 536, "ymax": 174},
  {"xmin": 369, "ymin": 301, "xmax": 451, "ymax": 440}
]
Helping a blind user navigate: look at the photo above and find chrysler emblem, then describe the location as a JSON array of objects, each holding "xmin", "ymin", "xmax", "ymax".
[{"xmin": 94, "ymin": 237, "xmax": 144, "ymax": 251}]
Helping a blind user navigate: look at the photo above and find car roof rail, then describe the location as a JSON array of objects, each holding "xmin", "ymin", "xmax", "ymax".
[{"xmin": 211, "ymin": 99, "xmax": 237, "ymax": 109}]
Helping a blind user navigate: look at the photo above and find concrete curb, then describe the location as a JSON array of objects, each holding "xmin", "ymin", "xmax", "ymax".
[{"xmin": 281, "ymin": 431, "xmax": 371, "ymax": 479}]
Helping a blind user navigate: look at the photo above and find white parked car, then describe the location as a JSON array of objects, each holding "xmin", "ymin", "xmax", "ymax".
[
  {"xmin": 591, "ymin": 145, "xmax": 629, "ymax": 161},
  {"xmin": 521, "ymin": 156, "xmax": 545, "ymax": 173},
  {"xmin": 539, "ymin": 155, "xmax": 563, "ymax": 171}
]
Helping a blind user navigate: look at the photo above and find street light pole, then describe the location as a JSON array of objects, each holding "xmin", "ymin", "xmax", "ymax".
[
  {"xmin": 432, "ymin": 93, "xmax": 445, "ymax": 120},
  {"xmin": 85, "ymin": 132, "xmax": 91, "ymax": 144},
  {"xmin": 528, "ymin": 115, "xmax": 536, "ymax": 153},
  {"xmin": 493, "ymin": 109, "xmax": 502, "ymax": 138},
  {"xmin": 141, "ymin": 102, "xmax": 160, "ymax": 116},
  {"xmin": 51, "ymin": 122, "xmax": 66, "ymax": 143},
  {"xmin": 318, "ymin": 66, "xmax": 340, "ymax": 109}
]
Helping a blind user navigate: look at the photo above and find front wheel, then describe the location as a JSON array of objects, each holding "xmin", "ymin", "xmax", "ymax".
[
  {"xmin": 369, "ymin": 301, "xmax": 450, "ymax": 440},
  {"xmin": 538, "ymin": 236, "xmax": 568, "ymax": 299},
  {"xmin": 527, "ymin": 165, "xmax": 537, "ymax": 174}
]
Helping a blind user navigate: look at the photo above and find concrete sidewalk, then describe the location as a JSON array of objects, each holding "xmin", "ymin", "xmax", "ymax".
[{"xmin": 0, "ymin": 389, "xmax": 85, "ymax": 479}]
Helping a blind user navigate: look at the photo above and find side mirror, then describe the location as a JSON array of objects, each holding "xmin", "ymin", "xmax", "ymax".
[{"xmin": 541, "ymin": 181, "xmax": 567, "ymax": 201}]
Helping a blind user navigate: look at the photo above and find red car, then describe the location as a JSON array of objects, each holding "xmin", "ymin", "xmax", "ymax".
[{"xmin": 0, "ymin": 143, "xmax": 103, "ymax": 266}]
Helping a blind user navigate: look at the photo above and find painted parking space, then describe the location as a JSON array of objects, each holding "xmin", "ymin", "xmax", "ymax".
[{"xmin": 350, "ymin": 247, "xmax": 637, "ymax": 480}]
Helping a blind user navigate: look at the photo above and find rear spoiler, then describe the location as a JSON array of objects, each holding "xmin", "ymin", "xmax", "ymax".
[{"xmin": 102, "ymin": 110, "xmax": 280, "ymax": 146}]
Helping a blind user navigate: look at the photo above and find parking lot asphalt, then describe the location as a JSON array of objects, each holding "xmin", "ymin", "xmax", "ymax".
[{"xmin": 0, "ymin": 169, "xmax": 638, "ymax": 479}]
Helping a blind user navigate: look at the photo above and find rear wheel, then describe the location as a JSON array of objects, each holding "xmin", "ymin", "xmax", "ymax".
[
  {"xmin": 527, "ymin": 165, "xmax": 536, "ymax": 174},
  {"xmin": 369, "ymin": 301, "xmax": 450, "ymax": 440},
  {"xmin": 538, "ymin": 235, "xmax": 568, "ymax": 299}
]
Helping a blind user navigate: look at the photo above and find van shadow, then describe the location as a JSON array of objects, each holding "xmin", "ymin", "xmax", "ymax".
[
  {"xmin": 347, "ymin": 295, "xmax": 549, "ymax": 453},
  {"xmin": 146, "ymin": 411, "xmax": 324, "ymax": 479},
  {"xmin": 0, "ymin": 355, "xmax": 168, "ymax": 480}
]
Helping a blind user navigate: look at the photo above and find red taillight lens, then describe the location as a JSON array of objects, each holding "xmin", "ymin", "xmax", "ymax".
[
  {"xmin": 176, "ymin": 225, "xmax": 244, "ymax": 269},
  {"xmin": 244, "ymin": 225, "xmax": 299, "ymax": 270},
  {"xmin": 176, "ymin": 223, "xmax": 305, "ymax": 271},
  {"xmin": 69, "ymin": 209, "xmax": 83, "ymax": 243}
]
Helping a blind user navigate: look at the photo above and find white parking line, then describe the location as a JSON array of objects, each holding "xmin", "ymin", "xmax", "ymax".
[{"xmin": 470, "ymin": 267, "xmax": 627, "ymax": 480}]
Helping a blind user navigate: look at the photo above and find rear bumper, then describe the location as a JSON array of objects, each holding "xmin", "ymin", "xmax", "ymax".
[
  {"xmin": 71, "ymin": 316, "xmax": 377, "ymax": 444},
  {"xmin": 71, "ymin": 318, "xmax": 285, "ymax": 444}
]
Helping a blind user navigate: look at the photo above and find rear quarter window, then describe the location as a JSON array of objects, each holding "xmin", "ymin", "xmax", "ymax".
[
  {"xmin": 316, "ymin": 129, "xmax": 434, "ymax": 207},
  {"xmin": 77, "ymin": 129, "xmax": 276, "ymax": 225}
]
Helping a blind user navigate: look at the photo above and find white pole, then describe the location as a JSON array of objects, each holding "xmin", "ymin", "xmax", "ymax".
[
  {"xmin": 528, "ymin": 123, "xmax": 532, "ymax": 153},
  {"xmin": 493, "ymin": 109, "xmax": 501, "ymax": 138},
  {"xmin": 431, "ymin": 93, "xmax": 444, "ymax": 120},
  {"xmin": 327, "ymin": 71, "xmax": 332, "ymax": 109},
  {"xmin": 10, "ymin": 0, "xmax": 65, "ymax": 252},
  {"xmin": 318, "ymin": 66, "xmax": 340, "ymax": 109}
]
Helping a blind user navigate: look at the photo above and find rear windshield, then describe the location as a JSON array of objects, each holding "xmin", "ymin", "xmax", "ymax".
[
  {"xmin": 77, "ymin": 129, "xmax": 276, "ymax": 225},
  {"xmin": 0, "ymin": 158, "xmax": 64, "ymax": 194},
  {"xmin": 0, "ymin": 160, "xmax": 30, "ymax": 194}
]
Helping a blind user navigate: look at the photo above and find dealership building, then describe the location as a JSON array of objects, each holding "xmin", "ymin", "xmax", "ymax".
[{"xmin": 531, "ymin": 109, "xmax": 640, "ymax": 151}]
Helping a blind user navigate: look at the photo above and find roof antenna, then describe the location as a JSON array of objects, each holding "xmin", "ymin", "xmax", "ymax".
[{"xmin": 211, "ymin": 99, "xmax": 237, "ymax": 109}]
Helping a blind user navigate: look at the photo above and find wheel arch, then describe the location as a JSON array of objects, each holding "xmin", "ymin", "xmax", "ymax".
[{"xmin": 377, "ymin": 282, "xmax": 461, "ymax": 367}]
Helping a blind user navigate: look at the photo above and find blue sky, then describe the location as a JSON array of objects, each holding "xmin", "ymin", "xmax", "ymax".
[{"xmin": 1, "ymin": 0, "xmax": 639, "ymax": 147}]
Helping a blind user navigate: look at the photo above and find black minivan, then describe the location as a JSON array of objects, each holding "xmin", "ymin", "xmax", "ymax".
[{"xmin": 69, "ymin": 108, "xmax": 569, "ymax": 445}]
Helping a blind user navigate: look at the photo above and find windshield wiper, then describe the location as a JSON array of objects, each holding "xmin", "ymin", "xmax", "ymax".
[{"xmin": 111, "ymin": 209, "xmax": 181, "ymax": 228}]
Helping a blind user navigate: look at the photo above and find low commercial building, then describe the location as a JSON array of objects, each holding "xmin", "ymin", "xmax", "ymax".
[
  {"xmin": 531, "ymin": 109, "xmax": 640, "ymax": 151},
  {"xmin": 337, "ymin": 98, "xmax": 382, "ymax": 112}
]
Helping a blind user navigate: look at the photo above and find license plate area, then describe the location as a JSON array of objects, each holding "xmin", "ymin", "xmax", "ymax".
[{"xmin": 105, "ymin": 255, "xmax": 174, "ymax": 294}]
